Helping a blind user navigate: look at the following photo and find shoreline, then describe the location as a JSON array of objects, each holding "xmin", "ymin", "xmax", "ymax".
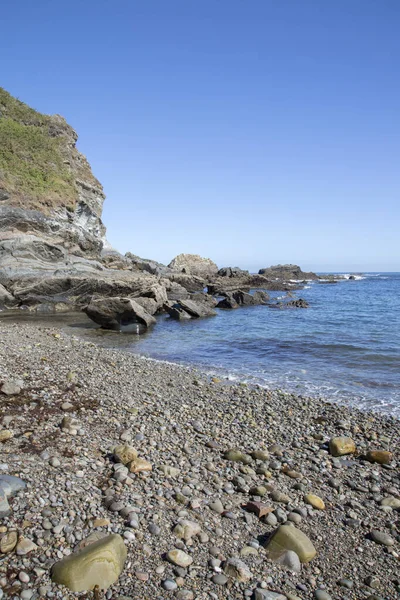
[
  {"xmin": 0, "ymin": 319, "xmax": 399, "ymax": 599},
  {"xmin": 2, "ymin": 308, "xmax": 398, "ymax": 421}
]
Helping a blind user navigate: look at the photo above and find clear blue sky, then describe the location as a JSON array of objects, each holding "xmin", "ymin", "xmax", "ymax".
[{"xmin": 1, "ymin": 1, "xmax": 399, "ymax": 271}]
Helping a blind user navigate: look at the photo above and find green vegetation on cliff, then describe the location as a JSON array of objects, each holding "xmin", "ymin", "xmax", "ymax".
[{"xmin": 0, "ymin": 87, "xmax": 76, "ymax": 210}]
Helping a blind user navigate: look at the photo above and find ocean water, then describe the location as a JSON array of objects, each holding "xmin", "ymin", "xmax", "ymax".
[
  {"xmin": 124, "ymin": 272, "xmax": 400, "ymax": 416},
  {"xmin": 2, "ymin": 273, "xmax": 399, "ymax": 416}
]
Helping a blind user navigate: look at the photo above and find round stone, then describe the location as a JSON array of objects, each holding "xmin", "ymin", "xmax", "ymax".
[
  {"xmin": 212, "ymin": 574, "xmax": 228, "ymax": 585},
  {"xmin": 162, "ymin": 579, "xmax": 177, "ymax": 591},
  {"xmin": 370, "ymin": 530, "xmax": 394, "ymax": 546}
]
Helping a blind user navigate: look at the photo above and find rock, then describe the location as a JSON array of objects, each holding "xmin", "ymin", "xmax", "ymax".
[
  {"xmin": 370, "ymin": 530, "xmax": 395, "ymax": 546},
  {"xmin": 0, "ymin": 283, "xmax": 17, "ymax": 308},
  {"xmin": 218, "ymin": 266, "xmax": 250, "ymax": 278},
  {"xmin": 113, "ymin": 445, "xmax": 138, "ymax": 465},
  {"xmin": 164, "ymin": 302, "xmax": 192, "ymax": 320},
  {"xmin": 275, "ymin": 549, "xmax": 301, "ymax": 573},
  {"xmin": 16, "ymin": 537, "xmax": 38, "ymax": 555},
  {"xmin": 162, "ymin": 579, "xmax": 178, "ymax": 591},
  {"xmin": 244, "ymin": 501, "xmax": 274, "ymax": 518},
  {"xmin": 179, "ymin": 298, "xmax": 216, "ymax": 317},
  {"xmin": 173, "ymin": 520, "xmax": 201, "ymax": 541},
  {"xmin": 0, "ymin": 475, "xmax": 27, "ymax": 518},
  {"xmin": 380, "ymin": 496, "xmax": 400, "ymax": 509},
  {"xmin": 0, "ymin": 430, "xmax": 12, "ymax": 443},
  {"xmin": 223, "ymin": 557, "xmax": 252, "ymax": 582},
  {"xmin": 164, "ymin": 299, "xmax": 216, "ymax": 319},
  {"xmin": 51, "ymin": 534, "xmax": 127, "ymax": 592},
  {"xmin": 160, "ymin": 465, "xmax": 180, "ymax": 477},
  {"xmin": 285, "ymin": 298, "xmax": 309, "ymax": 308},
  {"xmin": 217, "ymin": 289, "xmax": 270, "ymax": 309},
  {"xmin": 258, "ymin": 264, "xmax": 318, "ymax": 280},
  {"xmin": 366, "ymin": 450, "xmax": 392, "ymax": 465},
  {"xmin": 0, "ymin": 530, "xmax": 18, "ymax": 553},
  {"xmin": 209, "ymin": 499, "xmax": 224, "ymax": 514},
  {"xmin": 251, "ymin": 449, "xmax": 270, "ymax": 461},
  {"xmin": 304, "ymin": 494, "xmax": 325, "ymax": 510},
  {"xmin": 250, "ymin": 486, "xmax": 268, "ymax": 497},
  {"xmin": 166, "ymin": 549, "xmax": 193, "ymax": 567},
  {"xmin": 329, "ymin": 436, "xmax": 356, "ymax": 457},
  {"xmin": 216, "ymin": 295, "xmax": 239, "ymax": 309},
  {"xmin": 93, "ymin": 518, "xmax": 111, "ymax": 527},
  {"xmin": 270, "ymin": 490, "xmax": 291, "ymax": 504},
  {"xmin": 314, "ymin": 591, "xmax": 332, "ymax": 600},
  {"xmin": 0, "ymin": 380, "xmax": 23, "ymax": 396},
  {"xmin": 84, "ymin": 297, "xmax": 156, "ymax": 330},
  {"xmin": 128, "ymin": 458, "xmax": 152, "ymax": 474},
  {"xmin": 224, "ymin": 449, "xmax": 252, "ymax": 464},
  {"xmin": 266, "ymin": 525, "xmax": 317, "ymax": 563},
  {"xmin": 168, "ymin": 253, "xmax": 218, "ymax": 279},
  {"xmin": 212, "ymin": 574, "xmax": 228, "ymax": 585},
  {"xmin": 254, "ymin": 591, "xmax": 287, "ymax": 600},
  {"xmin": 60, "ymin": 415, "xmax": 81, "ymax": 435}
]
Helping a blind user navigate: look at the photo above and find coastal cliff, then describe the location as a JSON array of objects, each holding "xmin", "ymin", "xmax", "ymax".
[{"xmin": 0, "ymin": 88, "xmax": 320, "ymax": 320}]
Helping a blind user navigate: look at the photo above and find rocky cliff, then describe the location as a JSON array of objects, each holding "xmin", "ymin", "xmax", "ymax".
[
  {"xmin": 0, "ymin": 87, "xmax": 106, "ymax": 255},
  {"xmin": 0, "ymin": 88, "xmax": 319, "ymax": 319},
  {"xmin": 0, "ymin": 88, "xmax": 169, "ymax": 311}
]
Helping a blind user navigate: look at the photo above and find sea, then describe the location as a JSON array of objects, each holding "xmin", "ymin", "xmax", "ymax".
[{"xmin": 2, "ymin": 273, "xmax": 400, "ymax": 417}]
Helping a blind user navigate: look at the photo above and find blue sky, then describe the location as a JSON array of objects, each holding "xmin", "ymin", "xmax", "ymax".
[{"xmin": 1, "ymin": 1, "xmax": 399, "ymax": 271}]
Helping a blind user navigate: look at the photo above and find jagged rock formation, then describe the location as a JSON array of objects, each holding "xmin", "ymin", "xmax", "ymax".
[
  {"xmin": 258, "ymin": 264, "xmax": 318, "ymax": 280},
  {"xmin": 168, "ymin": 253, "xmax": 218, "ymax": 279},
  {"xmin": 0, "ymin": 88, "xmax": 106, "ymax": 254},
  {"xmin": 0, "ymin": 88, "xmax": 168, "ymax": 311}
]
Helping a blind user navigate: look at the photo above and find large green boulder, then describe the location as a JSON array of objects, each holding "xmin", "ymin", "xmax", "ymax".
[
  {"xmin": 266, "ymin": 525, "xmax": 316, "ymax": 563},
  {"xmin": 51, "ymin": 534, "xmax": 127, "ymax": 591}
]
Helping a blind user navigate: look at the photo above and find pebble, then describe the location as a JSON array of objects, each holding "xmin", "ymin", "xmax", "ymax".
[
  {"xmin": 370, "ymin": 530, "xmax": 395, "ymax": 546},
  {"xmin": 162, "ymin": 579, "xmax": 178, "ymax": 591},
  {"xmin": 314, "ymin": 591, "xmax": 332, "ymax": 600}
]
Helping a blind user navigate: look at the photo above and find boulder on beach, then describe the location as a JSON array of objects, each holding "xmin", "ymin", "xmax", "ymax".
[
  {"xmin": 51, "ymin": 533, "xmax": 127, "ymax": 592},
  {"xmin": 329, "ymin": 436, "xmax": 356, "ymax": 457},
  {"xmin": 266, "ymin": 525, "xmax": 317, "ymax": 563},
  {"xmin": 83, "ymin": 297, "xmax": 156, "ymax": 329}
]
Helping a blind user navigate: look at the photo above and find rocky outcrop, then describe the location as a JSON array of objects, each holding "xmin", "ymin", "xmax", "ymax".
[
  {"xmin": 168, "ymin": 254, "xmax": 218, "ymax": 279},
  {"xmin": 84, "ymin": 297, "xmax": 156, "ymax": 329},
  {"xmin": 208, "ymin": 274, "xmax": 301, "ymax": 295},
  {"xmin": 258, "ymin": 264, "xmax": 318, "ymax": 281},
  {"xmin": 0, "ymin": 89, "xmax": 175, "ymax": 313},
  {"xmin": 164, "ymin": 299, "xmax": 216, "ymax": 320},
  {"xmin": 217, "ymin": 290, "xmax": 270, "ymax": 309},
  {"xmin": 218, "ymin": 266, "xmax": 250, "ymax": 278},
  {"xmin": 0, "ymin": 88, "xmax": 106, "ymax": 255}
]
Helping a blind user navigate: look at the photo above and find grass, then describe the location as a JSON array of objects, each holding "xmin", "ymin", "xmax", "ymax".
[{"xmin": 0, "ymin": 87, "xmax": 77, "ymax": 209}]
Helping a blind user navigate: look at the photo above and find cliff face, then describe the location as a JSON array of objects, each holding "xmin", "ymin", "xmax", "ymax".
[{"xmin": 0, "ymin": 87, "xmax": 106, "ymax": 254}]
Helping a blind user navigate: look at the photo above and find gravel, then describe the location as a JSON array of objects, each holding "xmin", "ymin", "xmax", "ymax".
[{"xmin": 0, "ymin": 319, "xmax": 399, "ymax": 599}]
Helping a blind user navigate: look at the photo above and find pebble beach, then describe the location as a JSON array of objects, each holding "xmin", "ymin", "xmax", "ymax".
[{"xmin": 0, "ymin": 320, "xmax": 399, "ymax": 600}]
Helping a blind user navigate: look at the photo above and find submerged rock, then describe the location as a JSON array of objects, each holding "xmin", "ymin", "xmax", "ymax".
[{"xmin": 51, "ymin": 533, "xmax": 127, "ymax": 591}]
